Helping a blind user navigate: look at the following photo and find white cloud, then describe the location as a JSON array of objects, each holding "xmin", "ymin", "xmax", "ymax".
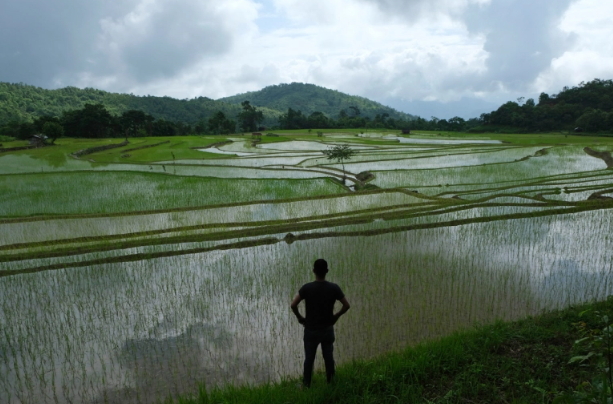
[
  {"xmin": 77, "ymin": 0, "xmax": 259, "ymax": 89},
  {"xmin": 534, "ymin": 0, "xmax": 613, "ymax": 95},
  {"xmin": 2, "ymin": 0, "xmax": 611, "ymax": 119},
  {"xmin": 272, "ymin": 0, "xmax": 381, "ymax": 25},
  {"xmin": 146, "ymin": 1, "xmax": 487, "ymax": 104}
]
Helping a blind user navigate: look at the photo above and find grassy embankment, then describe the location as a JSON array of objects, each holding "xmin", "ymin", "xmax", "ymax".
[{"xmin": 175, "ymin": 298, "xmax": 613, "ymax": 404}]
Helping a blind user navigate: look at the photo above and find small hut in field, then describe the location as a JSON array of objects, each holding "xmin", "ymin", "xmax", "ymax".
[
  {"xmin": 401, "ymin": 129, "xmax": 411, "ymax": 135},
  {"xmin": 29, "ymin": 134, "xmax": 48, "ymax": 147}
]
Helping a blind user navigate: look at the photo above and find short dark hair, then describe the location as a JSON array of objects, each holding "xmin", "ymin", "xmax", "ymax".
[{"xmin": 313, "ymin": 259, "xmax": 328, "ymax": 277}]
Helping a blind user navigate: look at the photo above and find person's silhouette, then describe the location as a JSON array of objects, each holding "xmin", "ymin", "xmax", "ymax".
[{"xmin": 290, "ymin": 259, "xmax": 351, "ymax": 388}]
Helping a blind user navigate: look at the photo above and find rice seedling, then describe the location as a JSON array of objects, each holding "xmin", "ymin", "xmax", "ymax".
[{"xmin": 1, "ymin": 133, "xmax": 613, "ymax": 403}]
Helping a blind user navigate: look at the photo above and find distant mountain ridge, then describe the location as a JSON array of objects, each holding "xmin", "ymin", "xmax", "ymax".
[
  {"xmin": 0, "ymin": 81, "xmax": 413, "ymax": 127},
  {"xmin": 218, "ymin": 82, "xmax": 414, "ymax": 120},
  {"xmin": 0, "ymin": 82, "xmax": 280, "ymax": 126}
]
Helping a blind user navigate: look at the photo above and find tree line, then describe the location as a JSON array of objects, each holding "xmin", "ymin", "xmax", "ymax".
[
  {"xmin": 475, "ymin": 79, "xmax": 613, "ymax": 133},
  {"xmin": 1, "ymin": 99, "xmax": 429, "ymax": 141},
  {"xmin": 0, "ymin": 100, "xmax": 271, "ymax": 140},
  {"xmin": 274, "ymin": 106, "xmax": 484, "ymax": 132},
  {"xmin": 2, "ymin": 78, "xmax": 612, "ymax": 139}
]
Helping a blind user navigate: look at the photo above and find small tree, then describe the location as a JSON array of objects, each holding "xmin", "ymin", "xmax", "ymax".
[
  {"xmin": 322, "ymin": 144, "xmax": 356, "ymax": 184},
  {"xmin": 237, "ymin": 101, "xmax": 263, "ymax": 132},
  {"xmin": 208, "ymin": 111, "xmax": 236, "ymax": 135},
  {"xmin": 120, "ymin": 110, "xmax": 154, "ymax": 140},
  {"xmin": 42, "ymin": 121, "xmax": 64, "ymax": 144}
]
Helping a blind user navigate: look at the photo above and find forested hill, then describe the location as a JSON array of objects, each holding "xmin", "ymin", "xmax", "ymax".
[
  {"xmin": 0, "ymin": 82, "xmax": 281, "ymax": 126},
  {"xmin": 478, "ymin": 78, "xmax": 613, "ymax": 132},
  {"xmin": 0, "ymin": 82, "xmax": 411, "ymax": 127},
  {"xmin": 218, "ymin": 82, "xmax": 414, "ymax": 120}
]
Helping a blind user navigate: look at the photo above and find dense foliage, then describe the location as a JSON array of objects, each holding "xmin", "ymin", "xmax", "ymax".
[
  {"xmin": 395, "ymin": 115, "xmax": 482, "ymax": 132},
  {"xmin": 3, "ymin": 78, "xmax": 612, "ymax": 137},
  {"xmin": 0, "ymin": 103, "xmax": 200, "ymax": 140},
  {"xmin": 275, "ymin": 106, "xmax": 418, "ymax": 130},
  {"xmin": 0, "ymin": 81, "xmax": 416, "ymax": 137},
  {"xmin": 477, "ymin": 79, "xmax": 613, "ymax": 133},
  {"xmin": 237, "ymin": 101, "xmax": 264, "ymax": 132},
  {"xmin": 0, "ymin": 82, "xmax": 280, "ymax": 130},
  {"xmin": 219, "ymin": 82, "xmax": 415, "ymax": 121},
  {"xmin": 385, "ymin": 79, "xmax": 613, "ymax": 134},
  {"xmin": 207, "ymin": 111, "xmax": 236, "ymax": 135}
]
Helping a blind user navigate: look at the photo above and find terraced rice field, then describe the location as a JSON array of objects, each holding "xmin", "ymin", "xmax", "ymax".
[{"xmin": 1, "ymin": 131, "xmax": 613, "ymax": 404}]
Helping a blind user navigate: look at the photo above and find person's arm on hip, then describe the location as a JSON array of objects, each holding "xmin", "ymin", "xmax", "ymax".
[
  {"xmin": 333, "ymin": 297, "xmax": 350, "ymax": 323},
  {"xmin": 290, "ymin": 294, "xmax": 305, "ymax": 325}
]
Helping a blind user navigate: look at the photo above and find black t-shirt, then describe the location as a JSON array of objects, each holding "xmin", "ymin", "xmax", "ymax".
[{"xmin": 299, "ymin": 281, "xmax": 345, "ymax": 330}]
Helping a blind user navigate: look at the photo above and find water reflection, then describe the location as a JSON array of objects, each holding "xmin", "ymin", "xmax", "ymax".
[{"xmin": 92, "ymin": 322, "xmax": 271, "ymax": 404}]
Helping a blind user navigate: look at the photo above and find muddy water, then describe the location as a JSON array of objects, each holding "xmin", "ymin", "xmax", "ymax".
[{"xmin": 1, "ymin": 209, "xmax": 612, "ymax": 403}]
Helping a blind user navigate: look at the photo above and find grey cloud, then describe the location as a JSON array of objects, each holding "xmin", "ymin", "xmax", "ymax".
[
  {"xmin": 464, "ymin": 0, "xmax": 578, "ymax": 91},
  {"xmin": 235, "ymin": 64, "xmax": 281, "ymax": 84},
  {"xmin": 359, "ymin": 0, "xmax": 578, "ymax": 94},
  {"xmin": 359, "ymin": 0, "xmax": 468, "ymax": 22},
  {"xmin": 0, "ymin": 0, "xmax": 136, "ymax": 87},
  {"xmin": 0, "ymin": 0, "xmax": 237, "ymax": 89},
  {"xmin": 97, "ymin": 1, "xmax": 235, "ymax": 83}
]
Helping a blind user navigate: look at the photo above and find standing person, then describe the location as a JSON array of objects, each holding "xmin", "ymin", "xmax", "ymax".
[{"xmin": 290, "ymin": 259, "xmax": 351, "ymax": 388}]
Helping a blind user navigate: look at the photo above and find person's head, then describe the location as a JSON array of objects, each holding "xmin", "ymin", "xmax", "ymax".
[{"xmin": 313, "ymin": 259, "xmax": 328, "ymax": 279}]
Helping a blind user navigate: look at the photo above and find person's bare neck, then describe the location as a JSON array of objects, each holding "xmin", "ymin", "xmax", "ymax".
[{"xmin": 315, "ymin": 276, "xmax": 326, "ymax": 282}]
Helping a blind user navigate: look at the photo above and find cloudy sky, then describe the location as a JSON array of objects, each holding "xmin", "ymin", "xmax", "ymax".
[{"xmin": 1, "ymin": 0, "xmax": 612, "ymax": 118}]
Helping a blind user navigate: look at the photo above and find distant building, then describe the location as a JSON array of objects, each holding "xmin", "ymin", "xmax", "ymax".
[
  {"xmin": 401, "ymin": 129, "xmax": 411, "ymax": 134},
  {"xmin": 29, "ymin": 134, "xmax": 48, "ymax": 147}
]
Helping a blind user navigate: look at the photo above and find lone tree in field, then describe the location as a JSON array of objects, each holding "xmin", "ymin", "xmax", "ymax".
[
  {"xmin": 322, "ymin": 144, "xmax": 356, "ymax": 184},
  {"xmin": 42, "ymin": 121, "xmax": 64, "ymax": 145}
]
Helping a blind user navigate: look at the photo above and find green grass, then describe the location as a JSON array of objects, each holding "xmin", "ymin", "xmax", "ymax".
[
  {"xmin": 88, "ymin": 136, "xmax": 229, "ymax": 163},
  {"xmin": 175, "ymin": 298, "xmax": 613, "ymax": 404},
  {"xmin": 0, "ymin": 136, "xmax": 234, "ymax": 165},
  {"xmin": 0, "ymin": 171, "xmax": 345, "ymax": 216},
  {"xmin": 0, "ymin": 135, "xmax": 17, "ymax": 142}
]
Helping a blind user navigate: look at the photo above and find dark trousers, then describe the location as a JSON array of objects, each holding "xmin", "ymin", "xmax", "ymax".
[{"xmin": 303, "ymin": 326, "xmax": 335, "ymax": 387}]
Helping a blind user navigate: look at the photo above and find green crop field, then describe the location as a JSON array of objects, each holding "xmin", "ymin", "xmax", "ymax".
[{"xmin": 1, "ymin": 130, "xmax": 613, "ymax": 404}]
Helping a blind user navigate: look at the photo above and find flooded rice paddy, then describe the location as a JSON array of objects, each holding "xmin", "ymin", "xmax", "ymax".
[{"xmin": 1, "ymin": 132, "xmax": 613, "ymax": 403}]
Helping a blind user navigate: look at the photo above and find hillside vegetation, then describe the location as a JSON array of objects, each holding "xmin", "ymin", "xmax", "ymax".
[
  {"xmin": 0, "ymin": 82, "xmax": 411, "ymax": 129},
  {"xmin": 0, "ymin": 82, "xmax": 281, "ymax": 127},
  {"xmin": 3, "ymin": 78, "xmax": 613, "ymax": 137},
  {"xmin": 477, "ymin": 78, "xmax": 613, "ymax": 133},
  {"xmin": 218, "ymin": 82, "xmax": 414, "ymax": 121}
]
